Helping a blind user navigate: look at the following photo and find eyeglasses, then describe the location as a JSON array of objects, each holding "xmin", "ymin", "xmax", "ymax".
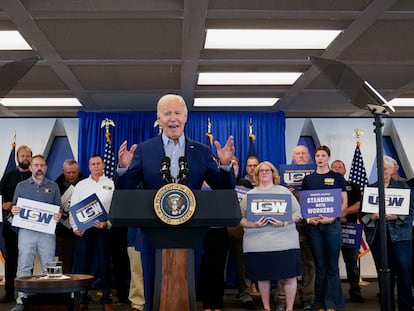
[
  {"xmin": 31, "ymin": 164, "xmax": 46, "ymax": 168},
  {"xmin": 259, "ymin": 169, "xmax": 272, "ymax": 174},
  {"xmin": 247, "ymin": 164, "xmax": 258, "ymax": 167}
]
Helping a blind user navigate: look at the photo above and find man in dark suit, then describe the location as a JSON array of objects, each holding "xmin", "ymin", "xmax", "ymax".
[
  {"xmin": 116, "ymin": 93, "xmax": 236, "ymax": 311},
  {"xmin": 116, "ymin": 95, "xmax": 235, "ymax": 190}
]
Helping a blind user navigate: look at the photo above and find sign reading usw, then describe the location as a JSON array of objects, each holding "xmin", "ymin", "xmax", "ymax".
[
  {"xmin": 246, "ymin": 193, "xmax": 291, "ymax": 222},
  {"xmin": 362, "ymin": 186, "xmax": 410, "ymax": 215}
]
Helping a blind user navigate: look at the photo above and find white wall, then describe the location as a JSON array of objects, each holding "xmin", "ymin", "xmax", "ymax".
[
  {"xmin": 0, "ymin": 118, "xmax": 79, "ymax": 174},
  {"xmin": 286, "ymin": 118, "xmax": 414, "ymax": 181}
]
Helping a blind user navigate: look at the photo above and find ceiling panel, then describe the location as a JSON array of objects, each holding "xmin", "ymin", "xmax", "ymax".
[{"xmin": 0, "ymin": 0, "xmax": 413, "ymax": 118}]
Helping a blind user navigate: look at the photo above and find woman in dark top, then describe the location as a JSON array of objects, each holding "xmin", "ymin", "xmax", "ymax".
[{"xmin": 301, "ymin": 145, "xmax": 347, "ymax": 311}]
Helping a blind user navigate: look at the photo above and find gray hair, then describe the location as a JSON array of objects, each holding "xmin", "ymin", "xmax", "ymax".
[{"xmin": 383, "ymin": 155, "xmax": 396, "ymax": 169}]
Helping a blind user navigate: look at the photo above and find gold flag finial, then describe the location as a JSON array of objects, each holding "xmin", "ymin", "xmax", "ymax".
[
  {"xmin": 249, "ymin": 118, "xmax": 256, "ymax": 141},
  {"xmin": 206, "ymin": 117, "xmax": 213, "ymax": 146},
  {"xmin": 154, "ymin": 120, "xmax": 163, "ymax": 135},
  {"xmin": 353, "ymin": 128, "xmax": 364, "ymax": 148},
  {"xmin": 100, "ymin": 118, "xmax": 115, "ymax": 144},
  {"xmin": 12, "ymin": 130, "xmax": 16, "ymax": 148},
  {"xmin": 207, "ymin": 117, "xmax": 212, "ymax": 134}
]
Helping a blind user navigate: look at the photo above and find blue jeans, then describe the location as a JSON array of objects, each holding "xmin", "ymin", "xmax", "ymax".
[
  {"xmin": 17, "ymin": 229, "xmax": 56, "ymax": 276},
  {"xmin": 307, "ymin": 219, "xmax": 345, "ymax": 310},
  {"xmin": 370, "ymin": 233, "xmax": 413, "ymax": 311},
  {"xmin": 16, "ymin": 229, "xmax": 55, "ymax": 304}
]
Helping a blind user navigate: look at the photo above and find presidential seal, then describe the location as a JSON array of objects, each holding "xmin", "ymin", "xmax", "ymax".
[{"xmin": 154, "ymin": 183, "xmax": 196, "ymax": 225}]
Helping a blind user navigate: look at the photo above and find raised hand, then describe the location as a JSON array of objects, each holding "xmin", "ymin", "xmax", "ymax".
[
  {"xmin": 118, "ymin": 140, "xmax": 138, "ymax": 168},
  {"xmin": 214, "ymin": 135, "xmax": 235, "ymax": 165}
]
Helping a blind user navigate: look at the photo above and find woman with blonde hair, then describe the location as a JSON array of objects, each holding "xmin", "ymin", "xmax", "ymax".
[{"xmin": 240, "ymin": 161, "xmax": 302, "ymax": 311}]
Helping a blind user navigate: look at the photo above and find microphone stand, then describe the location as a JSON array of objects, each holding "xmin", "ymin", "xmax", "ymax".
[{"xmin": 370, "ymin": 107, "xmax": 391, "ymax": 311}]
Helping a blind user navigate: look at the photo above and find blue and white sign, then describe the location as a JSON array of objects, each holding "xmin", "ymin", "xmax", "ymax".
[
  {"xmin": 12, "ymin": 197, "xmax": 60, "ymax": 234},
  {"xmin": 235, "ymin": 185, "xmax": 251, "ymax": 203},
  {"xmin": 362, "ymin": 186, "xmax": 410, "ymax": 215},
  {"xmin": 246, "ymin": 193, "xmax": 291, "ymax": 222},
  {"xmin": 280, "ymin": 164, "xmax": 316, "ymax": 190},
  {"xmin": 70, "ymin": 193, "xmax": 108, "ymax": 231},
  {"xmin": 341, "ymin": 222, "xmax": 363, "ymax": 249},
  {"xmin": 299, "ymin": 188, "xmax": 342, "ymax": 218}
]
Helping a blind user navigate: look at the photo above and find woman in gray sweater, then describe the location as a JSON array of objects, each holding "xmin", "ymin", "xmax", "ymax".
[{"xmin": 240, "ymin": 161, "xmax": 302, "ymax": 311}]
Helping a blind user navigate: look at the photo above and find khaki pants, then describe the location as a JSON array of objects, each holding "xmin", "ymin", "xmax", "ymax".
[{"xmin": 127, "ymin": 246, "xmax": 145, "ymax": 310}]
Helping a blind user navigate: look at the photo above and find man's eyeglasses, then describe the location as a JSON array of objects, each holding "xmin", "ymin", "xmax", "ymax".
[
  {"xmin": 31, "ymin": 164, "xmax": 46, "ymax": 168},
  {"xmin": 247, "ymin": 164, "xmax": 258, "ymax": 167},
  {"xmin": 259, "ymin": 169, "xmax": 272, "ymax": 174}
]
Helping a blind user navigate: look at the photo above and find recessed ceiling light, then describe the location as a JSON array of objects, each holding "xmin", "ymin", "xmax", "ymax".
[
  {"xmin": 197, "ymin": 72, "xmax": 302, "ymax": 85},
  {"xmin": 388, "ymin": 98, "xmax": 414, "ymax": 107},
  {"xmin": 194, "ymin": 98, "xmax": 278, "ymax": 107},
  {"xmin": 205, "ymin": 29, "xmax": 341, "ymax": 49},
  {"xmin": 0, "ymin": 98, "xmax": 82, "ymax": 107},
  {"xmin": 0, "ymin": 31, "xmax": 32, "ymax": 50}
]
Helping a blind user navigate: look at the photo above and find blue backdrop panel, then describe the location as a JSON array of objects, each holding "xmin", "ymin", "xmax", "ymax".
[{"xmin": 46, "ymin": 136, "xmax": 75, "ymax": 180}]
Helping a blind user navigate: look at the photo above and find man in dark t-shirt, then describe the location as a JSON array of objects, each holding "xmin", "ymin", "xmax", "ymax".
[
  {"xmin": 0, "ymin": 145, "xmax": 32, "ymax": 303},
  {"xmin": 54, "ymin": 159, "xmax": 86, "ymax": 274},
  {"xmin": 331, "ymin": 160, "xmax": 365, "ymax": 303}
]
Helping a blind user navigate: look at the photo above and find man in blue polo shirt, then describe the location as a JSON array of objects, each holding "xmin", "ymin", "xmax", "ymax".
[{"xmin": 10, "ymin": 154, "xmax": 62, "ymax": 311}]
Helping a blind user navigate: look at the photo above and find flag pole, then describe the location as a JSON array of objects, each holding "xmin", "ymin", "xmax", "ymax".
[
  {"xmin": 206, "ymin": 117, "xmax": 213, "ymax": 148},
  {"xmin": 353, "ymin": 129, "xmax": 370, "ymax": 286},
  {"xmin": 101, "ymin": 118, "xmax": 116, "ymax": 179},
  {"xmin": 249, "ymin": 118, "xmax": 256, "ymax": 141}
]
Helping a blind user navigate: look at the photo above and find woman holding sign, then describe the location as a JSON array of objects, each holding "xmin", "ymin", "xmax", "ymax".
[
  {"xmin": 240, "ymin": 161, "xmax": 302, "ymax": 311},
  {"xmin": 301, "ymin": 145, "xmax": 347, "ymax": 311},
  {"xmin": 361, "ymin": 155, "xmax": 413, "ymax": 311}
]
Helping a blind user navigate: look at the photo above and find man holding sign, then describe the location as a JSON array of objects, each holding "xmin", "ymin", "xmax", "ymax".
[
  {"xmin": 70, "ymin": 154, "xmax": 115, "ymax": 311},
  {"xmin": 10, "ymin": 155, "xmax": 62, "ymax": 311},
  {"xmin": 276, "ymin": 145, "xmax": 316, "ymax": 311},
  {"xmin": 331, "ymin": 160, "xmax": 365, "ymax": 303}
]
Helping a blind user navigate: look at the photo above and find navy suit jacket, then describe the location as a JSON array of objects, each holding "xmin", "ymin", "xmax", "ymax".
[{"xmin": 116, "ymin": 135, "xmax": 235, "ymax": 191}]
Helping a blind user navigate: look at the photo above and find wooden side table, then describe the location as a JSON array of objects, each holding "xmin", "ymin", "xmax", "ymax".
[{"xmin": 14, "ymin": 274, "xmax": 93, "ymax": 311}]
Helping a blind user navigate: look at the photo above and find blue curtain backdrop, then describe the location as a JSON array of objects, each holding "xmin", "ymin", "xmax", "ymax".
[{"xmin": 77, "ymin": 110, "xmax": 286, "ymax": 177}]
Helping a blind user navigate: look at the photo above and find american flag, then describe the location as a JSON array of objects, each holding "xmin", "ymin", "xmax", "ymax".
[
  {"xmin": 0, "ymin": 138, "xmax": 17, "ymax": 264},
  {"xmin": 3, "ymin": 139, "xmax": 16, "ymax": 176},
  {"xmin": 103, "ymin": 140, "xmax": 116, "ymax": 180},
  {"xmin": 349, "ymin": 142, "xmax": 370, "ymax": 258},
  {"xmin": 349, "ymin": 143, "xmax": 369, "ymax": 193},
  {"xmin": 247, "ymin": 118, "xmax": 257, "ymax": 158}
]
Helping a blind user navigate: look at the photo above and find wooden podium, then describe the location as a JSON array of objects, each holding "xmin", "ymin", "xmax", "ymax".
[{"xmin": 109, "ymin": 188, "xmax": 240, "ymax": 311}]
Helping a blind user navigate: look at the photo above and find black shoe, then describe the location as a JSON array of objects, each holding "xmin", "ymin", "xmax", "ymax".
[
  {"xmin": 302, "ymin": 302, "xmax": 313, "ymax": 310},
  {"xmin": 275, "ymin": 303, "xmax": 285, "ymax": 311},
  {"xmin": 241, "ymin": 300, "xmax": 256, "ymax": 310},
  {"xmin": 350, "ymin": 295, "xmax": 365, "ymax": 303},
  {"xmin": 0, "ymin": 292, "xmax": 14, "ymax": 303}
]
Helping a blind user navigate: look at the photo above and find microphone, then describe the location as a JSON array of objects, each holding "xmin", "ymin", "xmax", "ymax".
[
  {"xmin": 178, "ymin": 156, "xmax": 189, "ymax": 183},
  {"xmin": 160, "ymin": 156, "xmax": 172, "ymax": 183}
]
